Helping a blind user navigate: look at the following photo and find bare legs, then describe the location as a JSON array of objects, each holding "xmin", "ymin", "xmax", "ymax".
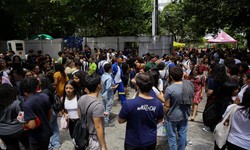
[{"xmin": 191, "ymin": 103, "xmax": 198, "ymax": 121}]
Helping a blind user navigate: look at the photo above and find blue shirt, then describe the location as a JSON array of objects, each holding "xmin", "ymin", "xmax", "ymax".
[
  {"xmin": 101, "ymin": 72, "xmax": 114, "ymax": 99},
  {"xmin": 119, "ymin": 96, "xmax": 164, "ymax": 147}
]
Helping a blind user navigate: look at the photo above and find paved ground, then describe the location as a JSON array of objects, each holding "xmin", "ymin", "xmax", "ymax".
[{"xmin": 59, "ymin": 87, "xmax": 214, "ymax": 150}]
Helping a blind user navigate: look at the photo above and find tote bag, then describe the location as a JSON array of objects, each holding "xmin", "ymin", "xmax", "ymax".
[{"xmin": 213, "ymin": 105, "xmax": 237, "ymax": 148}]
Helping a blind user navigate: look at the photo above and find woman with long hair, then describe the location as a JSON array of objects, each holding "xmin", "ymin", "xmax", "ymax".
[
  {"xmin": 61, "ymin": 79, "xmax": 80, "ymax": 139},
  {"xmin": 206, "ymin": 64, "xmax": 229, "ymax": 108},
  {"xmin": 203, "ymin": 64, "xmax": 229, "ymax": 132},
  {"xmin": 235, "ymin": 70, "xmax": 250, "ymax": 104},
  {"xmin": 72, "ymin": 71, "xmax": 88, "ymax": 96},
  {"xmin": 222, "ymin": 87, "xmax": 250, "ymax": 150},
  {"xmin": 54, "ymin": 63, "xmax": 68, "ymax": 98},
  {"xmin": 149, "ymin": 69, "xmax": 165, "ymax": 103},
  {"xmin": 44, "ymin": 54, "xmax": 53, "ymax": 67},
  {"xmin": 213, "ymin": 81, "xmax": 239, "ymax": 150},
  {"xmin": 189, "ymin": 66, "xmax": 205, "ymax": 121}
]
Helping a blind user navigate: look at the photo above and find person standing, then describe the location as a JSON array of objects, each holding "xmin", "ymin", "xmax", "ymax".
[
  {"xmin": 182, "ymin": 53, "xmax": 191, "ymax": 74},
  {"xmin": 20, "ymin": 77, "xmax": 53, "ymax": 149},
  {"xmin": 224, "ymin": 87, "xmax": 250, "ymax": 150},
  {"xmin": 39, "ymin": 76, "xmax": 61, "ymax": 150},
  {"xmin": 88, "ymin": 58, "xmax": 97, "ymax": 75},
  {"xmin": 164, "ymin": 65, "xmax": 194, "ymax": 150},
  {"xmin": 144, "ymin": 54, "xmax": 158, "ymax": 72},
  {"xmin": 53, "ymin": 63, "xmax": 69, "ymax": 98},
  {"xmin": 112, "ymin": 55, "xmax": 126, "ymax": 105},
  {"xmin": 101, "ymin": 63, "xmax": 117, "ymax": 127},
  {"xmin": 0, "ymin": 84, "xmax": 29, "ymax": 150},
  {"xmin": 78, "ymin": 75, "xmax": 107, "ymax": 150},
  {"xmin": 118, "ymin": 73, "xmax": 164, "ymax": 150}
]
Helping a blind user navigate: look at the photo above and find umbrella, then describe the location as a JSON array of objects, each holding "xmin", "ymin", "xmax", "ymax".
[
  {"xmin": 31, "ymin": 34, "xmax": 53, "ymax": 51},
  {"xmin": 31, "ymin": 34, "xmax": 53, "ymax": 40},
  {"xmin": 207, "ymin": 30, "xmax": 237, "ymax": 43}
]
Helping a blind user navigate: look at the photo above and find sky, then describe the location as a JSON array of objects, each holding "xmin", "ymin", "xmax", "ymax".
[{"xmin": 158, "ymin": 0, "xmax": 171, "ymax": 10}]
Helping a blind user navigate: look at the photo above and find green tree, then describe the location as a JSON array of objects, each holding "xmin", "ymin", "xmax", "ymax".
[
  {"xmin": 182, "ymin": 0, "xmax": 250, "ymax": 48},
  {"xmin": 159, "ymin": 2, "xmax": 202, "ymax": 43},
  {"xmin": 0, "ymin": 0, "xmax": 153, "ymax": 40},
  {"xmin": 0, "ymin": 0, "xmax": 77, "ymax": 40},
  {"xmin": 69, "ymin": 0, "xmax": 153, "ymax": 36}
]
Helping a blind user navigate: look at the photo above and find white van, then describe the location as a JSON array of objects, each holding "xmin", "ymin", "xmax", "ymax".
[{"xmin": 7, "ymin": 40, "xmax": 26, "ymax": 60}]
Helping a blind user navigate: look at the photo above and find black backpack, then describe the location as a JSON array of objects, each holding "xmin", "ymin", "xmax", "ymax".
[
  {"xmin": 52, "ymin": 91, "xmax": 62, "ymax": 112},
  {"xmin": 202, "ymin": 102, "xmax": 221, "ymax": 131},
  {"xmin": 72, "ymin": 101, "xmax": 95, "ymax": 150}
]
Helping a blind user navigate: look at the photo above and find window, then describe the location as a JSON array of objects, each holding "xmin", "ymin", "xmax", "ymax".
[{"xmin": 15, "ymin": 43, "xmax": 23, "ymax": 51}]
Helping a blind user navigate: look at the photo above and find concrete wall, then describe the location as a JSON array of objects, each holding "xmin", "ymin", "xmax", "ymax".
[
  {"xmin": 86, "ymin": 36, "xmax": 172, "ymax": 57},
  {"xmin": 25, "ymin": 38, "xmax": 63, "ymax": 59},
  {"xmin": 2, "ymin": 36, "xmax": 172, "ymax": 59}
]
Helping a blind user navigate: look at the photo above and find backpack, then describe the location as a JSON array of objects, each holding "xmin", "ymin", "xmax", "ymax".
[
  {"xmin": 97, "ymin": 61, "xmax": 105, "ymax": 75},
  {"xmin": 202, "ymin": 102, "xmax": 221, "ymax": 131},
  {"xmin": 72, "ymin": 101, "xmax": 95, "ymax": 150},
  {"xmin": 52, "ymin": 91, "xmax": 62, "ymax": 112}
]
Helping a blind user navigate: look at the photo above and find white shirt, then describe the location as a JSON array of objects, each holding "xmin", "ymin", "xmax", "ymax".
[
  {"xmin": 64, "ymin": 96, "xmax": 79, "ymax": 119},
  {"xmin": 98, "ymin": 60, "xmax": 109, "ymax": 69},
  {"xmin": 158, "ymin": 79, "xmax": 163, "ymax": 92},
  {"xmin": 223, "ymin": 104, "xmax": 250, "ymax": 149},
  {"xmin": 238, "ymin": 84, "xmax": 248, "ymax": 103},
  {"xmin": 159, "ymin": 70, "xmax": 166, "ymax": 79},
  {"xmin": 114, "ymin": 65, "xmax": 122, "ymax": 83}
]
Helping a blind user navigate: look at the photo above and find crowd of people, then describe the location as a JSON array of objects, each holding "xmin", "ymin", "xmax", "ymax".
[{"xmin": 0, "ymin": 45, "xmax": 250, "ymax": 150}]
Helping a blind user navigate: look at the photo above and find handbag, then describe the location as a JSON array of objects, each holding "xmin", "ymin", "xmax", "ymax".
[
  {"xmin": 157, "ymin": 121, "xmax": 167, "ymax": 137},
  {"xmin": 60, "ymin": 115, "xmax": 68, "ymax": 130},
  {"xmin": 213, "ymin": 105, "xmax": 237, "ymax": 148}
]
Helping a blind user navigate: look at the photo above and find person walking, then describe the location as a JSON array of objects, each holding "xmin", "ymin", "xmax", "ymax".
[
  {"xmin": 61, "ymin": 79, "xmax": 80, "ymax": 139},
  {"xmin": 189, "ymin": 66, "xmax": 205, "ymax": 121}
]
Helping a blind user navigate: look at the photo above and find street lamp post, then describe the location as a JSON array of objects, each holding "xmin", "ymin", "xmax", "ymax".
[{"xmin": 152, "ymin": 0, "xmax": 158, "ymax": 36}]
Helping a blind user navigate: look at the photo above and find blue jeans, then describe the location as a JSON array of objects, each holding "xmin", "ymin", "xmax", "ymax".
[
  {"xmin": 166, "ymin": 119, "xmax": 188, "ymax": 150},
  {"xmin": 103, "ymin": 96, "xmax": 114, "ymax": 124},
  {"xmin": 49, "ymin": 110, "xmax": 61, "ymax": 149}
]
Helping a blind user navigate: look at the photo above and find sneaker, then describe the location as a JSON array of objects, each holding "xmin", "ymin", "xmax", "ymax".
[
  {"xmin": 187, "ymin": 140, "xmax": 192, "ymax": 146},
  {"xmin": 105, "ymin": 123, "xmax": 115, "ymax": 127},
  {"xmin": 202, "ymin": 127, "xmax": 211, "ymax": 132},
  {"xmin": 0, "ymin": 138, "xmax": 6, "ymax": 150}
]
